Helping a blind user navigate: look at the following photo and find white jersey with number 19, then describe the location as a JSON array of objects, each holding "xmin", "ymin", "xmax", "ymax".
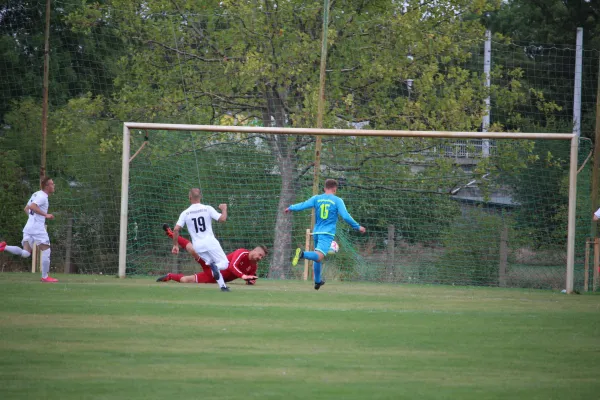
[{"xmin": 175, "ymin": 203, "xmax": 222, "ymax": 252}]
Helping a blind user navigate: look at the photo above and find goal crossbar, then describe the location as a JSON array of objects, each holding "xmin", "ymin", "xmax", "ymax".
[
  {"xmin": 119, "ymin": 123, "xmax": 579, "ymax": 293},
  {"xmin": 124, "ymin": 122, "xmax": 574, "ymax": 140}
]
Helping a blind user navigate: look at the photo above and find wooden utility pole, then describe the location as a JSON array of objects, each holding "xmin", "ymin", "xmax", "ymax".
[
  {"xmin": 40, "ymin": 0, "xmax": 51, "ymax": 183},
  {"xmin": 311, "ymin": 0, "xmax": 331, "ymax": 226},
  {"xmin": 304, "ymin": 0, "xmax": 330, "ymax": 280}
]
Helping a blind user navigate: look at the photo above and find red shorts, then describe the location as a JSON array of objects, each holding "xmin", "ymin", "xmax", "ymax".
[
  {"xmin": 195, "ymin": 272, "xmax": 217, "ymax": 284},
  {"xmin": 194, "ymin": 265, "xmax": 236, "ymax": 283},
  {"xmin": 195, "ymin": 264, "xmax": 216, "ymax": 283}
]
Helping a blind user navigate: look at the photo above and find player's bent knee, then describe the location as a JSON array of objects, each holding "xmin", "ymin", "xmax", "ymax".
[
  {"xmin": 217, "ymin": 261, "xmax": 228, "ymax": 271},
  {"xmin": 21, "ymin": 250, "xmax": 31, "ymax": 258}
]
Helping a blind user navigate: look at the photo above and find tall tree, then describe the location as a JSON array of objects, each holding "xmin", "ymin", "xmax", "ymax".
[
  {"xmin": 488, "ymin": 0, "xmax": 599, "ymax": 138},
  {"xmin": 489, "ymin": 0, "xmax": 599, "ymax": 47},
  {"xmin": 100, "ymin": 0, "xmax": 528, "ymax": 278},
  {"xmin": 0, "ymin": 0, "xmax": 123, "ymax": 123}
]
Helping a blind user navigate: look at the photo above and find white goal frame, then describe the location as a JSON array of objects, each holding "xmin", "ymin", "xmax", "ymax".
[{"xmin": 120, "ymin": 122, "xmax": 579, "ymax": 293}]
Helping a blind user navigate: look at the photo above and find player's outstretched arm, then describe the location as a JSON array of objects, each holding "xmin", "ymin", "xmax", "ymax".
[
  {"xmin": 286, "ymin": 196, "xmax": 316, "ymax": 213},
  {"xmin": 228, "ymin": 249, "xmax": 259, "ymax": 284}
]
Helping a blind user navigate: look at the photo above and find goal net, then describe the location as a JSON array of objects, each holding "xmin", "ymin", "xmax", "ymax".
[{"xmin": 119, "ymin": 123, "xmax": 589, "ymax": 292}]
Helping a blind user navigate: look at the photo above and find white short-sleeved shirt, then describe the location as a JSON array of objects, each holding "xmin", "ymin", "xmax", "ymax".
[
  {"xmin": 176, "ymin": 203, "xmax": 222, "ymax": 252},
  {"xmin": 595, "ymin": 208, "xmax": 600, "ymax": 219},
  {"xmin": 23, "ymin": 190, "xmax": 49, "ymax": 234}
]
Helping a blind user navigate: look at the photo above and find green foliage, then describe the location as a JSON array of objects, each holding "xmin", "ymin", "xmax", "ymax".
[
  {"xmin": 436, "ymin": 208, "xmax": 509, "ymax": 285},
  {"xmin": 0, "ymin": 0, "xmax": 123, "ymax": 123},
  {"xmin": 489, "ymin": 0, "xmax": 599, "ymax": 48},
  {"xmin": 489, "ymin": 1, "xmax": 598, "ymax": 140},
  {"xmin": 504, "ymin": 140, "xmax": 571, "ymax": 248},
  {"xmin": 0, "ymin": 147, "xmax": 30, "ymax": 246}
]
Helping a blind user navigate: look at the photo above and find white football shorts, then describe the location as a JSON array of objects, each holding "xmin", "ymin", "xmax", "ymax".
[
  {"xmin": 194, "ymin": 245, "xmax": 229, "ymax": 271},
  {"xmin": 22, "ymin": 231, "xmax": 50, "ymax": 247}
]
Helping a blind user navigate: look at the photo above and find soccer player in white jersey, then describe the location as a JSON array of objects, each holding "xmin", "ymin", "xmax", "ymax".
[
  {"xmin": 0, "ymin": 177, "xmax": 58, "ymax": 282},
  {"xmin": 171, "ymin": 188, "xmax": 231, "ymax": 292},
  {"xmin": 593, "ymin": 207, "xmax": 600, "ymax": 221}
]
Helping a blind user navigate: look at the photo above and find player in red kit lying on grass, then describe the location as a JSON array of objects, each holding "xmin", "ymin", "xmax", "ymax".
[{"xmin": 156, "ymin": 224, "xmax": 267, "ymax": 285}]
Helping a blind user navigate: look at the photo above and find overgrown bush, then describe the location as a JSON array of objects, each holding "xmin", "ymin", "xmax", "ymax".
[{"xmin": 435, "ymin": 208, "xmax": 511, "ymax": 286}]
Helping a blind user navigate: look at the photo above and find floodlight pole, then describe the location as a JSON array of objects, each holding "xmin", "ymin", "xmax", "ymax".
[
  {"xmin": 592, "ymin": 52, "xmax": 600, "ymax": 238},
  {"xmin": 566, "ymin": 134, "xmax": 579, "ymax": 293},
  {"xmin": 573, "ymin": 28, "xmax": 583, "ymax": 138},
  {"xmin": 565, "ymin": 28, "xmax": 583, "ymax": 293},
  {"xmin": 482, "ymin": 29, "xmax": 491, "ymax": 157}
]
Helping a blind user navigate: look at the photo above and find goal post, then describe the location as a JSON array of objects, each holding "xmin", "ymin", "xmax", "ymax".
[
  {"xmin": 119, "ymin": 122, "xmax": 579, "ymax": 293},
  {"xmin": 118, "ymin": 122, "xmax": 131, "ymax": 282}
]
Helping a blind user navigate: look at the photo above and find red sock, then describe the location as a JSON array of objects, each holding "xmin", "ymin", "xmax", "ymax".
[
  {"xmin": 178, "ymin": 236, "xmax": 190, "ymax": 248},
  {"xmin": 168, "ymin": 273, "xmax": 184, "ymax": 282}
]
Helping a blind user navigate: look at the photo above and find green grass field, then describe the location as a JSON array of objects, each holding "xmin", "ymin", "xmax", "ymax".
[{"xmin": 1, "ymin": 273, "xmax": 599, "ymax": 400}]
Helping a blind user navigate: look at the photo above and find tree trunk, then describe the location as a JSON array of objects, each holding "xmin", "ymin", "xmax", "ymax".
[
  {"xmin": 263, "ymin": 90, "xmax": 300, "ymax": 279},
  {"xmin": 269, "ymin": 152, "xmax": 297, "ymax": 278}
]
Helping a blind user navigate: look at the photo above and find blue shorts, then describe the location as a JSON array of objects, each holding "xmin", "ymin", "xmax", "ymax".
[{"xmin": 314, "ymin": 234, "xmax": 334, "ymax": 256}]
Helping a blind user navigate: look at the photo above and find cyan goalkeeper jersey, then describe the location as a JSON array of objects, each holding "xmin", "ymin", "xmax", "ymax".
[{"xmin": 288, "ymin": 193, "xmax": 360, "ymax": 236}]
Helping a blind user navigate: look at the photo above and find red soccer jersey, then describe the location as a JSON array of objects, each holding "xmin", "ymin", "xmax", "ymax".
[
  {"xmin": 221, "ymin": 248, "xmax": 258, "ymax": 281},
  {"xmin": 193, "ymin": 248, "xmax": 258, "ymax": 283}
]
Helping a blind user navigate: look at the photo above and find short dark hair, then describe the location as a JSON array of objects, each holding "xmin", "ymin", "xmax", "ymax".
[
  {"xmin": 41, "ymin": 176, "xmax": 53, "ymax": 189},
  {"xmin": 324, "ymin": 179, "xmax": 338, "ymax": 190},
  {"xmin": 257, "ymin": 245, "xmax": 268, "ymax": 255},
  {"xmin": 189, "ymin": 188, "xmax": 201, "ymax": 200}
]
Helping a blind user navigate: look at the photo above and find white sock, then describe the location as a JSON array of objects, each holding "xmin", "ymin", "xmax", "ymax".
[
  {"xmin": 41, "ymin": 248, "xmax": 51, "ymax": 279},
  {"xmin": 216, "ymin": 273, "xmax": 226, "ymax": 288},
  {"xmin": 5, "ymin": 246, "xmax": 31, "ymax": 258},
  {"xmin": 210, "ymin": 264, "xmax": 227, "ymax": 288}
]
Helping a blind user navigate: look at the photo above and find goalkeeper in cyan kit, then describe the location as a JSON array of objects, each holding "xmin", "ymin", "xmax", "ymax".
[{"xmin": 285, "ymin": 179, "xmax": 366, "ymax": 290}]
